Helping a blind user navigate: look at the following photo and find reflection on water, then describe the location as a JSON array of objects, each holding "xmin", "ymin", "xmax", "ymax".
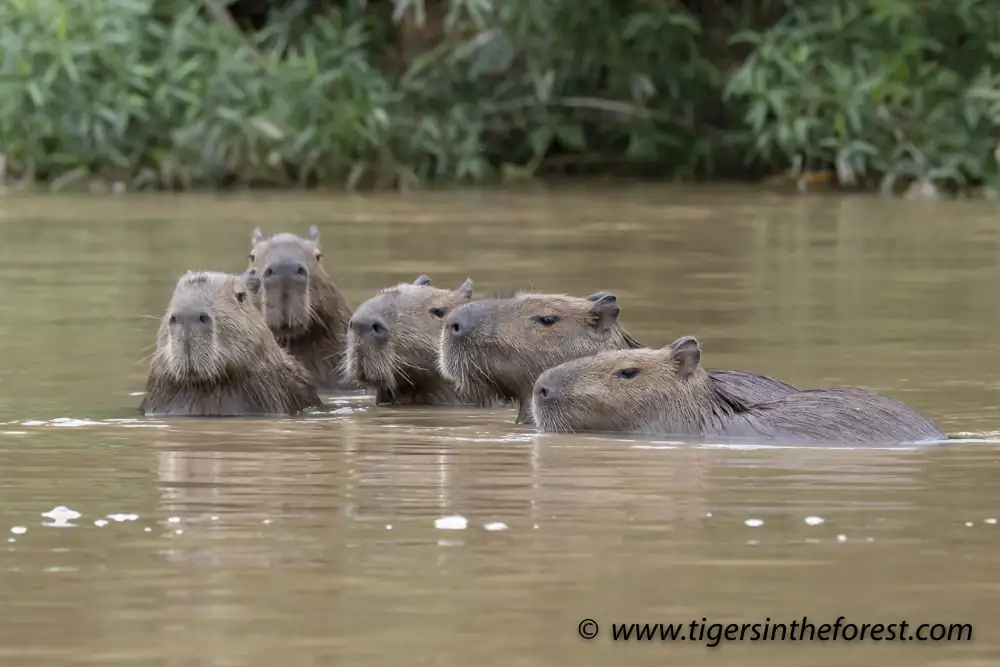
[{"xmin": 0, "ymin": 186, "xmax": 999, "ymax": 666}]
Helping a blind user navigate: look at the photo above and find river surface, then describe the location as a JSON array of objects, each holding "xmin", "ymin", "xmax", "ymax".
[{"xmin": 0, "ymin": 185, "xmax": 998, "ymax": 666}]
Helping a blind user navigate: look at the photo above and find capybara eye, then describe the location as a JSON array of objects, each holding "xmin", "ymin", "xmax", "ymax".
[
  {"xmin": 315, "ymin": 252, "xmax": 323, "ymax": 260},
  {"xmin": 532, "ymin": 315, "xmax": 561, "ymax": 326},
  {"xmin": 429, "ymin": 307, "xmax": 448, "ymax": 318},
  {"xmin": 236, "ymin": 292, "xmax": 246, "ymax": 304},
  {"xmin": 248, "ymin": 253, "xmax": 255, "ymax": 262},
  {"xmin": 614, "ymin": 367, "xmax": 641, "ymax": 380},
  {"xmin": 199, "ymin": 314, "xmax": 210, "ymax": 325},
  {"xmin": 372, "ymin": 322, "xmax": 383, "ymax": 335},
  {"xmin": 168, "ymin": 315, "xmax": 177, "ymax": 325}
]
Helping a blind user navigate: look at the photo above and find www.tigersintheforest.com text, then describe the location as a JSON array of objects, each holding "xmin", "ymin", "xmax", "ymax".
[{"xmin": 575, "ymin": 616, "xmax": 973, "ymax": 647}]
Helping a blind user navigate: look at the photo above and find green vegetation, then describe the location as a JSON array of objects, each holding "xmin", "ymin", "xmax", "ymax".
[{"xmin": 2, "ymin": 0, "xmax": 1000, "ymax": 194}]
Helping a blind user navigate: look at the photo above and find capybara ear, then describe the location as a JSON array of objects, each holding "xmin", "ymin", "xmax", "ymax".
[
  {"xmin": 456, "ymin": 278, "xmax": 473, "ymax": 300},
  {"xmin": 587, "ymin": 292, "xmax": 620, "ymax": 329},
  {"xmin": 413, "ymin": 274, "xmax": 432, "ymax": 286},
  {"xmin": 665, "ymin": 336, "xmax": 701, "ymax": 377},
  {"xmin": 307, "ymin": 225, "xmax": 320, "ymax": 242},
  {"xmin": 252, "ymin": 228, "xmax": 264, "ymax": 246}
]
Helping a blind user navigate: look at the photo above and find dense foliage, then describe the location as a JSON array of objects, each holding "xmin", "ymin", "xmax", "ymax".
[{"xmin": 2, "ymin": 0, "xmax": 1000, "ymax": 193}]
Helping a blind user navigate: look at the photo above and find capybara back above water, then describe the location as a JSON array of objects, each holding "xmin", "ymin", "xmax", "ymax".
[
  {"xmin": 246, "ymin": 226, "xmax": 353, "ymax": 391},
  {"xmin": 438, "ymin": 291, "xmax": 797, "ymax": 424},
  {"xmin": 344, "ymin": 274, "xmax": 506, "ymax": 406},
  {"xmin": 140, "ymin": 271, "xmax": 323, "ymax": 417},
  {"xmin": 531, "ymin": 336, "xmax": 946, "ymax": 444}
]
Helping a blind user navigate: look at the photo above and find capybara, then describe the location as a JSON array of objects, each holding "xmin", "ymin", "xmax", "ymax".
[
  {"xmin": 438, "ymin": 291, "xmax": 797, "ymax": 424},
  {"xmin": 246, "ymin": 226, "xmax": 354, "ymax": 391},
  {"xmin": 531, "ymin": 336, "xmax": 947, "ymax": 444},
  {"xmin": 141, "ymin": 271, "xmax": 324, "ymax": 417},
  {"xmin": 344, "ymin": 274, "xmax": 508, "ymax": 406}
]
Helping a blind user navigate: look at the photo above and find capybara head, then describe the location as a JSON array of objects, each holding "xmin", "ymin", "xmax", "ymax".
[
  {"xmin": 153, "ymin": 271, "xmax": 273, "ymax": 382},
  {"xmin": 247, "ymin": 226, "xmax": 337, "ymax": 337},
  {"xmin": 344, "ymin": 274, "xmax": 473, "ymax": 401},
  {"xmin": 142, "ymin": 271, "xmax": 323, "ymax": 416},
  {"xmin": 531, "ymin": 336, "xmax": 711, "ymax": 434},
  {"xmin": 437, "ymin": 291, "xmax": 643, "ymax": 423},
  {"xmin": 246, "ymin": 226, "xmax": 354, "ymax": 390}
]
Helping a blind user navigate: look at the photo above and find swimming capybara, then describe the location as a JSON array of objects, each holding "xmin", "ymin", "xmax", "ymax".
[
  {"xmin": 344, "ymin": 274, "xmax": 508, "ymax": 406},
  {"xmin": 438, "ymin": 291, "xmax": 797, "ymax": 424},
  {"xmin": 246, "ymin": 226, "xmax": 354, "ymax": 391},
  {"xmin": 141, "ymin": 271, "xmax": 324, "ymax": 417},
  {"xmin": 531, "ymin": 336, "xmax": 946, "ymax": 444}
]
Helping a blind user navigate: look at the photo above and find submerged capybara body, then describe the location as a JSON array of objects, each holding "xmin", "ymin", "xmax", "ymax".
[
  {"xmin": 531, "ymin": 336, "xmax": 946, "ymax": 444},
  {"xmin": 245, "ymin": 226, "xmax": 354, "ymax": 391},
  {"xmin": 438, "ymin": 291, "xmax": 797, "ymax": 424},
  {"xmin": 344, "ymin": 275, "xmax": 508, "ymax": 406},
  {"xmin": 141, "ymin": 271, "xmax": 324, "ymax": 417}
]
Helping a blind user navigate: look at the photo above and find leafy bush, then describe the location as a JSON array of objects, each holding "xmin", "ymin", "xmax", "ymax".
[
  {"xmin": 1, "ymin": 0, "xmax": 999, "ymax": 194},
  {"xmin": 0, "ymin": 0, "xmax": 400, "ymax": 188},
  {"xmin": 724, "ymin": 0, "xmax": 1000, "ymax": 194}
]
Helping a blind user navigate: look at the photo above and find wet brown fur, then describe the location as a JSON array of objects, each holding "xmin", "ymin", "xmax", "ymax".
[
  {"xmin": 343, "ymin": 275, "xmax": 508, "ymax": 406},
  {"xmin": 141, "ymin": 271, "xmax": 324, "ymax": 417},
  {"xmin": 246, "ymin": 226, "xmax": 354, "ymax": 391},
  {"xmin": 531, "ymin": 336, "xmax": 947, "ymax": 444},
  {"xmin": 437, "ymin": 291, "xmax": 796, "ymax": 424}
]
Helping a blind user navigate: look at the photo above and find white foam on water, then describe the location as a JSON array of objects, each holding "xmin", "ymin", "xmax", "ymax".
[
  {"xmin": 49, "ymin": 418, "xmax": 101, "ymax": 427},
  {"xmin": 434, "ymin": 515, "xmax": 468, "ymax": 530},
  {"xmin": 41, "ymin": 506, "xmax": 81, "ymax": 521}
]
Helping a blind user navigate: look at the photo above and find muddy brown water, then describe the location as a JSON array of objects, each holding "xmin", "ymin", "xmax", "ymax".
[{"xmin": 0, "ymin": 185, "xmax": 999, "ymax": 666}]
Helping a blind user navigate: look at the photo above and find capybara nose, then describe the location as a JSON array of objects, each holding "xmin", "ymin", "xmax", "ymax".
[
  {"xmin": 447, "ymin": 304, "xmax": 480, "ymax": 338},
  {"xmin": 350, "ymin": 316, "xmax": 389, "ymax": 340},
  {"xmin": 262, "ymin": 261, "xmax": 308, "ymax": 283},
  {"xmin": 535, "ymin": 383, "xmax": 556, "ymax": 404},
  {"xmin": 168, "ymin": 310, "xmax": 213, "ymax": 330}
]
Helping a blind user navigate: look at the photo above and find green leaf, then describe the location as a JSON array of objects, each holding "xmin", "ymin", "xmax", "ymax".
[
  {"xmin": 555, "ymin": 124, "xmax": 585, "ymax": 150},
  {"xmin": 529, "ymin": 126, "xmax": 553, "ymax": 158}
]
